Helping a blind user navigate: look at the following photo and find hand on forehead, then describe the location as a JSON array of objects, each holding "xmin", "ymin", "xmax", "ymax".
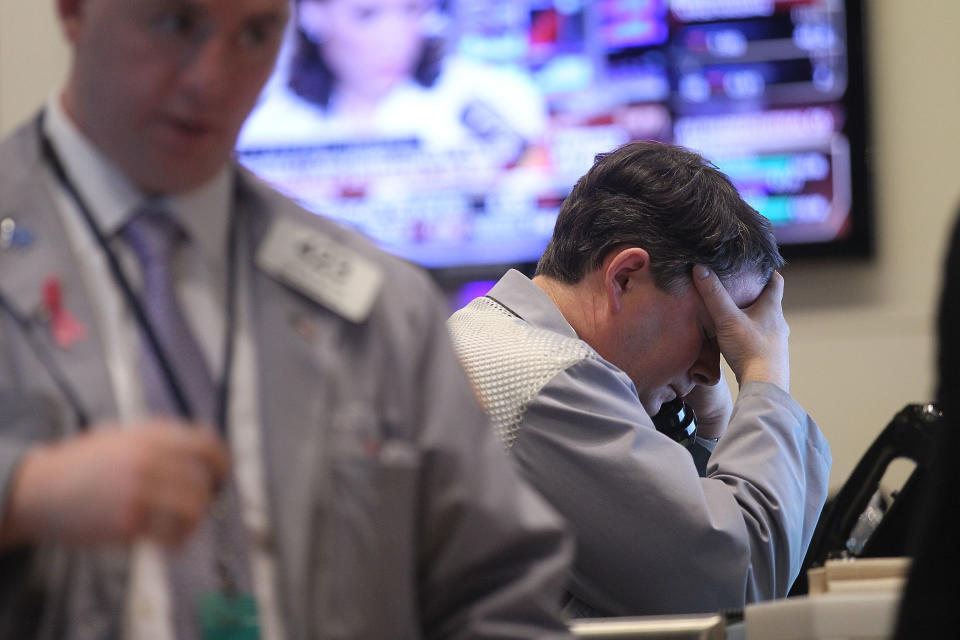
[
  {"xmin": 692, "ymin": 265, "xmax": 790, "ymax": 390},
  {"xmin": 693, "ymin": 266, "xmax": 768, "ymax": 314}
]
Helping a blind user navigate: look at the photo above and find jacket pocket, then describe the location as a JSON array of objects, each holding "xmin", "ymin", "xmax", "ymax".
[{"xmin": 313, "ymin": 405, "xmax": 421, "ymax": 639}]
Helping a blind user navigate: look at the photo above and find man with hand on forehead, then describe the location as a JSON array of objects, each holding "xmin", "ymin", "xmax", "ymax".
[
  {"xmin": 0, "ymin": 0, "xmax": 572, "ymax": 638},
  {"xmin": 449, "ymin": 141, "xmax": 832, "ymax": 617}
]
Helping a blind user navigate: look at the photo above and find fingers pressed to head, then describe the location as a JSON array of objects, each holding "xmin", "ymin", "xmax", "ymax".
[
  {"xmin": 766, "ymin": 271, "xmax": 785, "ymax": 302},
  {"xmin": 692, "ymin": 264, "xmax": 739, "ymax": 321},
  {"xmin": 749, "ymin": 271, "xmax": 785, "ymax": 313}
]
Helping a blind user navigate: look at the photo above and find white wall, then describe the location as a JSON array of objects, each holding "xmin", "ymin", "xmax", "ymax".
[
  {"xmin": 3, "ymin": 2, "xmax": 959, "ymax": 491},
  {"xmin": 784, "ymin": 0, "xmax": 960, "ymax": 489},
  {"xmin": 0, "ymin": 2, "xmax": 69, "ymax": 132}
]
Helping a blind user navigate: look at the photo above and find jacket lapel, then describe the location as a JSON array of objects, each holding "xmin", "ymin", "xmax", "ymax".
[{"xmin": 0, "ymin": 121, "xmax": 118, "ymax": 428}]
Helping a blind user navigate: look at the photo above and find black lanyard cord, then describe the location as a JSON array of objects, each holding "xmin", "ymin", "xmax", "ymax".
[
  {"xmin": 216, "ymin": 215, "xmax": 239, "ymax": 433},
  {"xmin": 36, "ymin": 114, "xmax": 240, "ymax": 434},
  {"xmin": 28, "ymin": 115, "xmax": 247, "ymax": 593}
]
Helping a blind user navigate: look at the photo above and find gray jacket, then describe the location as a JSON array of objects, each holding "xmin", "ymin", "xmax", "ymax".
[
  {"xmin": 449, "ymin": 269, "xmax": 832, "ymax": 616},
  {"xmin": 0, "ymin": 119, "xmax": 573, "ymax": 639}
]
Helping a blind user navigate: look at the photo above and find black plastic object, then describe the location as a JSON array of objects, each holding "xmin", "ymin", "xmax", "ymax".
[
  {"xmin": 790, "ymin": 403, "xmax": 944, "ymax": 596},
  {"xmin": 652, "ymin": 398, "xmax": 698, "ymax": 448}
]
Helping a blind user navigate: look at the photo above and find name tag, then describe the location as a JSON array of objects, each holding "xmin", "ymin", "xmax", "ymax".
[{"xmin": 257, "ymin": 218, "xmax": 382, "ymax": 323}]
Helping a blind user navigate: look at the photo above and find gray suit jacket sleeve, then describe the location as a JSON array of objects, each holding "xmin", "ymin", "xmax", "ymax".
[
  {"xmin": 0, "ymin": 308, "xmax": 67, "ymax": 545},
  {"xmin": 0, "ymin": 390, "xmax": 70, "ymax": 639},
  {"xmin": 0, "ymin": 120, "xmax": 575, "ymax": 638},
  {"xmin": 401, "ymin": 282, "xmax": 575, "ymax": 639},
  {"xmin": 512, "ymin": 356, "xmax": 831, "ymax": 615}
]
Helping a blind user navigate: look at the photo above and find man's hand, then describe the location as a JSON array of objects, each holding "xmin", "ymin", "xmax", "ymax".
[
  {"xmin": 693, "ymin": 265, "xmax": 790, "ymax": 392},
  {"xmin": 0, "ymin": 419, "xmax": 230, "ymax": 550},
  {"xmin": 684, "ymin": 367, "xmax": 733, "ymax": 440}
]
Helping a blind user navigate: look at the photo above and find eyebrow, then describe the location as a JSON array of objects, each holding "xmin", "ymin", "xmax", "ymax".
[{"xmin": 246, "ymin": 9, "xmax": 289, "ymax": 30}]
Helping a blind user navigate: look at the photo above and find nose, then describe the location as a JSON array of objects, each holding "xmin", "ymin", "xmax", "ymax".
[
  {"xmin": 689, "ymin": 338, "xmax": 721, "ymax": 386},
  {"xmin": 180, "ymin": 36, "xmax": 232, "ymax": 103}
]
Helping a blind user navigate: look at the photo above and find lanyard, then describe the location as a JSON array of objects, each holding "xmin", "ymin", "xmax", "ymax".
[
  {"xmin": 35, "ymin": 113, "xmax": 240, "ymax": 436},
  {"xmin": 10, "ymin": 114, "xmax": 254, "ymax": 597}
]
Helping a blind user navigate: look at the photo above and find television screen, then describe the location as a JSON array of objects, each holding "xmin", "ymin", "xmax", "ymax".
[{"xmin": 237, "ymin": 0, "xmax": 872, "ymax": 281}]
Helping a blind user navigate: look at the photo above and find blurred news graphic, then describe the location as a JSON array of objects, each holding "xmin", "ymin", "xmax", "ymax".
[{"xmin": 238, "ymin": 0, "xmax": 871, "ymax": 275}]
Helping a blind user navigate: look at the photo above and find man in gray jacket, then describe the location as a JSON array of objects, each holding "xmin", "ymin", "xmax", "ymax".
[
  {"xmin": 0, "ymin": 0, "xmax": 572, "ymax": 638},
  {"xmin": 449, "ymin": 141, "xmax": 832, "ymax": 617}
]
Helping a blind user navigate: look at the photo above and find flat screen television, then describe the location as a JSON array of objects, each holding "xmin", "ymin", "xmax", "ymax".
[{"xmin": 236, "ymin": 0, "xmax": 873, "ymax": 286}]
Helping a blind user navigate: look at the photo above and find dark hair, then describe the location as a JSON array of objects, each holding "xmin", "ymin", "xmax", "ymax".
[
  {"xmin": 536, "ymin": 141, "xmax": 784, "ymax": 292},
  {"xmin": 287, "ymin": 0, "xmax": 444, "ymax": 109}
]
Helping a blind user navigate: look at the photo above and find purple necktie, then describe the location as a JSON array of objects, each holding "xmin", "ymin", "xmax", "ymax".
[
  {"xmin": 123, "ymin": 206, "xmax": 252, "ymax": 640},
  {"xmin": 122, "ymin": 207, "xmax": 216, "ymax": 422}
]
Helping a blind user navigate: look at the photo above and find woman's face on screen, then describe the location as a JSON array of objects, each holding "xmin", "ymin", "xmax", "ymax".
[{"xmin": 300, "ymin": 0, "xmax": 431, "ymax": 103}]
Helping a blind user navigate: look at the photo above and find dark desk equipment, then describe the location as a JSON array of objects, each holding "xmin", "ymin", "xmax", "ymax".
[
  {"xmin": 893, "ymin": 210, "xmax": 960, "ymax": 636},
  {"xmin": 791, "ymin": 403, "xmax": 944, "ymax": 596}
]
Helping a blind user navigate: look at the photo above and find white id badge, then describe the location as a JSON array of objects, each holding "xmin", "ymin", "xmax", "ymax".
[{"xmin": 257, "ymin": 218, "xmax": 382, "ymax": 323}]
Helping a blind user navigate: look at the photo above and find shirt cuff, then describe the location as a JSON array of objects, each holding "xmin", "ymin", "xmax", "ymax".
[{"xmin": 693, "ymin": 435, "xmax": 720, "ymax": 453}]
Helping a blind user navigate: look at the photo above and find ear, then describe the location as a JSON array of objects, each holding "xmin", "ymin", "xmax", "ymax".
[
  {"xmin": 57, "ymin": 0, "xmax": 88, "ymax": 46},
  {"xmin": 602, "ymin": 247, "xmax": 651, "ymax": 314}
]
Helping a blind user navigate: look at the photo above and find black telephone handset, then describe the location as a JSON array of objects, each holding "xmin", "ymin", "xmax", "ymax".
[
  {"xmin": 653, "ymin": 398, "xmax": 713, "ymax": 476},
  {"xmin": 652, "ymin": 398, "xmax": 698, "ymax": 448}
]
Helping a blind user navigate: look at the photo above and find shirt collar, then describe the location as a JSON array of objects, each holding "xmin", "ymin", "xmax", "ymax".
[
  {"xmin": 43, "ymin": 91, "xmax": 233, "ymax": 263},
  {"xmin": 486, "ymin": 269, "xmax": 581, "ymax": 339},
  {"xmin": 167, "ymin": 169, "xmax": 233, "ymax": 265}
]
